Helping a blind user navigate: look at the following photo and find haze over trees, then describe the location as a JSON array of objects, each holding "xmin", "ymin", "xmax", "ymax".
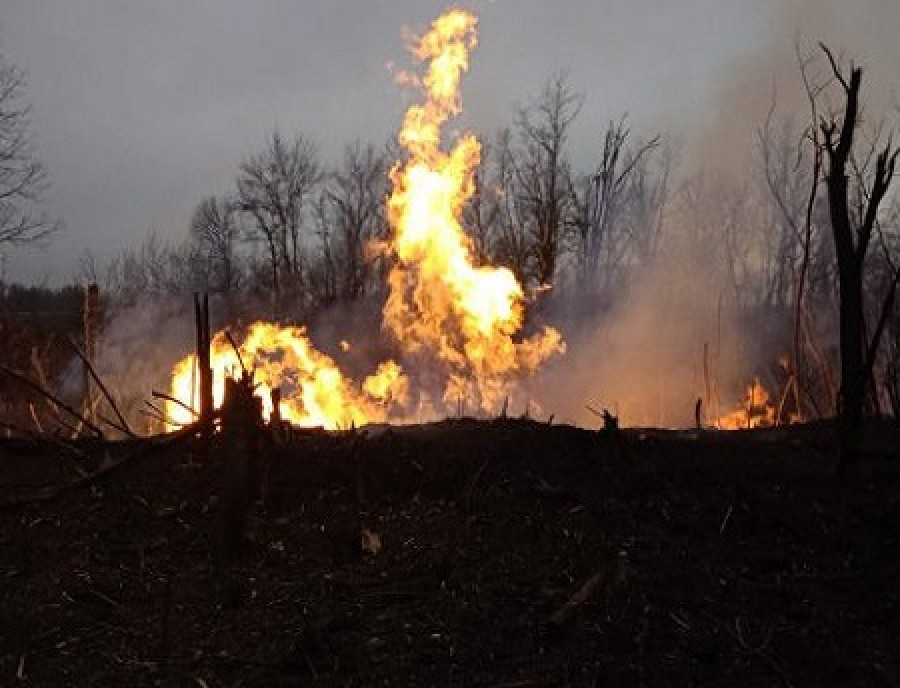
[{"xmin": 4, "ymin": 42, "xmax": 900, "ymax": 428}]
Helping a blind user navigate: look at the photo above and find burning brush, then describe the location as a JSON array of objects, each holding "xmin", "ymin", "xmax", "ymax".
[
  {"xmin": 166, "ymin": 9, "xmax": 564, "ymax": 431},
  {"xmin": 716, "ymin": 357, "xmax": 803, "ymax": 430}
]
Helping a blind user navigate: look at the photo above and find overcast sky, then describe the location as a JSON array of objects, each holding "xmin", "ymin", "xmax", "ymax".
[{"xmin": 2, "ymin": 0, "xmax": 898, "ymax": 285}]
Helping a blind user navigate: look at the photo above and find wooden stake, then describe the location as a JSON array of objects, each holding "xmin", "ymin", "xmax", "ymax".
[
  {"xmin": 82, "ymin": 284, "xmax": 100, "ymax": 421},
  {"xmin": 703, "ymin": 341, "xmax": 711, "ymax": 427},
  {"xmin": 194, "ymin": 292, "xmax": 214, "ymax": 431}
]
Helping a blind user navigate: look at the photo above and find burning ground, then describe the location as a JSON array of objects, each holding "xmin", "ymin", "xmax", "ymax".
[{"xmin": 1, "ymin": 420, "xmax": 899, "ymax": 685}]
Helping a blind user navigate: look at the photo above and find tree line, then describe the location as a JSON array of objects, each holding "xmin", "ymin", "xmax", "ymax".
[{"xmin": 2, "ymin": 46, "xmax": 899, "ymax": 453}]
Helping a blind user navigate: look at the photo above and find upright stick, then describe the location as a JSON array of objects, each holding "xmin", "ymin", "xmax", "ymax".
[
  {"xmin": 82, "ymin": 284, "xmax": 100, "ymax": 421},
  {"xmin": 194, "ymin": 293, "xmax": 214, "ymax": 431}
]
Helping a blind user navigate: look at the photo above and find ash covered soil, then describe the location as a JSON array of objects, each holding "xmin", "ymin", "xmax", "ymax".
[{"xmin": 1, "ymin": 419, "xmax": 899, "ymax": 687}]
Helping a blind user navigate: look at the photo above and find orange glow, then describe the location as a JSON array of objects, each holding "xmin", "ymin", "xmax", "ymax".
[
  {"xmin": 383, "ymin": 8, "xmax": 564, "ymax": 412},
  {"xmin": 166, "ymin": 9, "xmax": 563, "ymax": 431},
  {"xmin": 716, "ymin": 377, "xmax": 777, "ymax": 430},
  {"xmin": 168, "ymin": 323, "xmax": 407, "ymax": 430}
]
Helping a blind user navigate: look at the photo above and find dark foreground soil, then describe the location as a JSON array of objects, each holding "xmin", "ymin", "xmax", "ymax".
[{"xmin": 1, "ymin": 418, "xmax": 899, "ymax": 687}]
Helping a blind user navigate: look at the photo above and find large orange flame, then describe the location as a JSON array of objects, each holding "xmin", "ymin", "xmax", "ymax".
[
  {"xmin": 166, "ymin": 9, "xmax": 563, "ymax": 430},
  {"xmin": 383, "ymin": 9, "xmax": 564, "ymax": 412}
]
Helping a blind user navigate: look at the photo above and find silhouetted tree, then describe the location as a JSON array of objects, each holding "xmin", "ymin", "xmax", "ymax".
[
  {"xmin": 813, "ymin": 45, "xmax": 899, "ymax": 472},
  {"xmin": 0, "ymin": 50, "xmax": 57, "ymax": 245},
  {"xmin": 237, "ymin": 131, "xmax": 322, "ymax": 299},
  {"xmin": 190, "ymin": 195, "xmax": 240, "ymax": 295},
  {"xmin": 569, "ymin": 116, "xmax": 660, "ymax": 304},
  {"xmin": 492, "ymin": 128, "xmax": 532, "ymax": 287},
  {"xmin": 514, "ymin": 73, "xmax": 582, "ymax": 289}
]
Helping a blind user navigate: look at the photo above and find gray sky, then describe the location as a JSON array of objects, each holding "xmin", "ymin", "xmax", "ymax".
[{"xmin": 2, "ymin": 0, "xmax": 898, "ymax": 285}]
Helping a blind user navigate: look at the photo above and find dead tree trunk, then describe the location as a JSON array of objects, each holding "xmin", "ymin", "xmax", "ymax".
[
  {"xmin": 220, "ymin": 372, "xmax": 264, "ymax": 556},
  {"xmin": 818, "ymin": 46, "xmax": 899, "ymax": 475},
  {"xmin": 194, "ymin": 293, "xmax": 214, "ymax": 432}
]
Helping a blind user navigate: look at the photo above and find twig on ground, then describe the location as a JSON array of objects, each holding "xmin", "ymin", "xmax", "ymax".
[
  {"xmin": 66, "ymin": 334, "xmax": 137, "ymax": 438},
  {"xmin": 549, "ymin": 568, "xmax": 607, "ymax": 626},
  {"xmin": 0, "ymin": 364, "xmax": 104, "ymax": 438},
  {"xmin": 152, "ymin": 391, "xmax": 200, "ymax": 419},
  {"xmin": 720, "ymin": 504, "xmax": 734, "ymax": 534},
  {"xmin": 28, "ymin": 403, "xmax": 45, "ymax": 434}
]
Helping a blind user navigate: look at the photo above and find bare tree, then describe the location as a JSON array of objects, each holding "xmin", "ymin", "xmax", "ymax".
[
  {"xmin": 758, "ymin": 112, "xmax": 818, "ymax": 310},
  {"xmin": 811, "ymin": 44, "xmax": 900, "ymax": 472},
  {"xmin": 620, "ymin": 141, "xmax": 671, "ymax": 269},
  {"xmin": 190, "ymin": 195, "xmax": 240, "ymax": 295},
  {"xmin": 492, "ymin": 128, "xmax": 532, "ymax": 287},
  {"xmin": 76, "ymin": 250, "xmax": 121, "ymax": 295},
  {"xmin": 569, "ymin": 116, "xmax": 661, "ymax": 303},
  {"xmin": 670, "ymin": 170, "xmax": 772, "ymax": 317},
  {"xmin": 514, "ymin": 73, "xmax": 582, "ymax": 289},
  {"xmin": 237, "ymin": 131, "xmax": 322, "ymax": 298},
  {"xmin": 83, "ymin": 229, "xmax": 197, "ymax": 305},
  {"xmin": 757, "ymin": 93, "xmax": 839, "ymax": 419},
  {"xmin": 315, "ymin": 142, "xmax": 388, "ymax": 304},
  {"xmin": 0, "ymin": 51, "xmax": 57, "ymax": 245}
]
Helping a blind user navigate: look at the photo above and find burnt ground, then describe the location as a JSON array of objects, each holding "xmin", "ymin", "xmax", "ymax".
[{"xmin": 1, "ymin": 418, "xmax": 899, "ymax": 687}]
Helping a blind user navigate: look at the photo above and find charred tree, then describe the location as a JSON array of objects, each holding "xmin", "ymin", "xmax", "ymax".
[
  {"xmin": 193, "ymin": 293, "xmax": 214, "ymax": 431},
  {"xmin": 220, "ymin": 372, "xmax": 264, "ymax": 556},
  {"xmin": 815, "ymin": 45, "xmax": 899, "ymax": 474}
]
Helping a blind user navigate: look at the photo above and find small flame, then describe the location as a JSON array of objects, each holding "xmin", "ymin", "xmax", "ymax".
[{"xmin": 716, "ymin": 377, "xmax": 776, "ymax": 430}]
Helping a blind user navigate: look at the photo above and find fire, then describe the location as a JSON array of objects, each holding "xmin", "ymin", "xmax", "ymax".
[
  {"xmin": 716, "ymin": 377, "xmax": 777, "ymax": 430},
  {"xmin": 382, "ymin": 9, "xmax": 564, "ymax": 412},
  {"xmin": 165, "ymin": 9, "xmax": 563, "ymax": 430},
  {"xmin": 168, "ymin": 323, "xmax": 408, "ymax": 430}
]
